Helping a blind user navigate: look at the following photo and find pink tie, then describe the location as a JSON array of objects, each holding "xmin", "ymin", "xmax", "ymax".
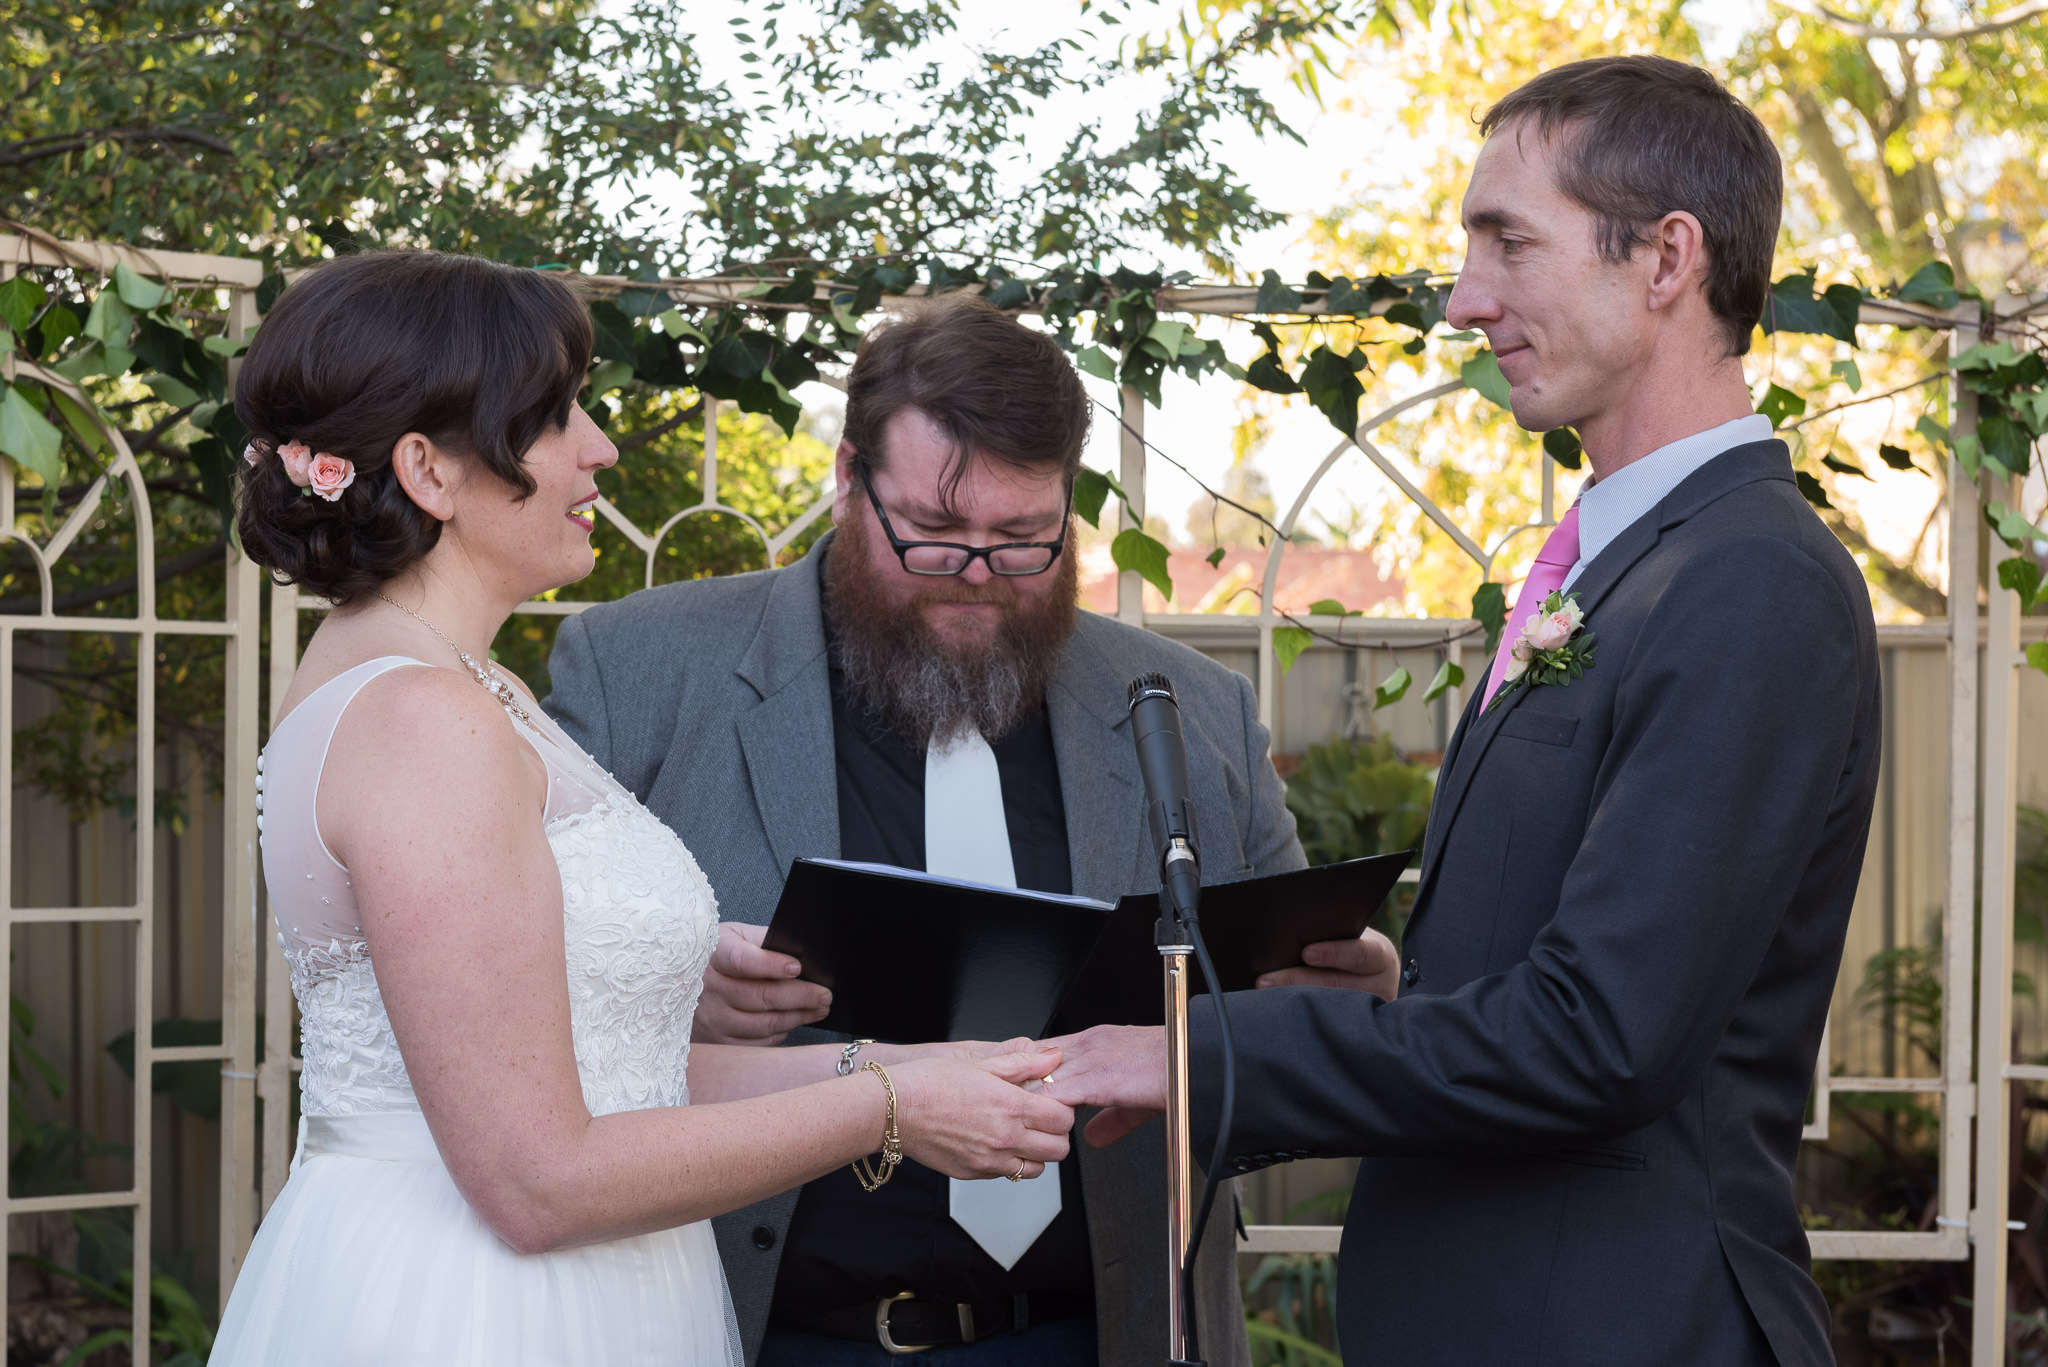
[{"xmin": 1484, "ymin": 505, "xmax": 1582, "ymax": 704}]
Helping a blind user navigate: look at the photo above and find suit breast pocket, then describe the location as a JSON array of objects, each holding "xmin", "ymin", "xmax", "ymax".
[{"xmin": 1498, "ymin": 710, "xmax": 1579, "ymax": 748}]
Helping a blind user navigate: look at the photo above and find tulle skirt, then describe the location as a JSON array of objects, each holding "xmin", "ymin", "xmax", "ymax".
[{"xmin": 213, "ymin": 1111, "xmax": 744, "ymax": 1367}]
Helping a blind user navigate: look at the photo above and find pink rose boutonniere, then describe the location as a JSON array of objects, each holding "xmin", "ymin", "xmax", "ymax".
[
  {"xmin": 1490, "ymin": 589, "xmax": 1597, "ymax": 710},
  {"xmin": 306, "ymin": 451, "xmax": 355, "ymax": 502}
]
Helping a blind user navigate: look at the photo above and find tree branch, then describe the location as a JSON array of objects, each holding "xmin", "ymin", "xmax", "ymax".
[
  {"xmin": 1782, "ymin": 89, "xmax": 1885, "ymax": 244},
  {"xmin": 0, "ymin": 127, "xmax": 234, "ymax": 169},
  {"xmin": 1774, "ymin": 0, "xmax": 2048, "ymax": 41}
]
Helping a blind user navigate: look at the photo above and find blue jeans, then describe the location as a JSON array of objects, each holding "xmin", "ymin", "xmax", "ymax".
[{"xmin": 757, "ymin": 1317, "xmax": 1099, "ymax": 1367}]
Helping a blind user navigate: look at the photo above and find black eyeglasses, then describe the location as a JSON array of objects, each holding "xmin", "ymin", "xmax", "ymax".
[{"xmin": 855, "ymin": 461, "xmax": 1070, "ymax": 577}]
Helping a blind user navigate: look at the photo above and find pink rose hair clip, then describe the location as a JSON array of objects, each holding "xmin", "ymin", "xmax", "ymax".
[{"xmin": 243, "ymin": 438, "xmax": 355, "ymax": 502}]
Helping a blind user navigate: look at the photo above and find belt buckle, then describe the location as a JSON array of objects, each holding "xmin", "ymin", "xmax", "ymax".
[{"xmin": 876, "ymin": 1291, "xmax": 936, "ymax": 1356}]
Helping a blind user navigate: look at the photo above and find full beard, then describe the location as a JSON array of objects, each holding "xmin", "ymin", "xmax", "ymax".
[{"xmin": 824, "ymin": 514, "xmax": 1080, "ymax": 749}]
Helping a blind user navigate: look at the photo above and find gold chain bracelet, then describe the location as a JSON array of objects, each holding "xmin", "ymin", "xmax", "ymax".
[{"xmin": 852, "ymin": 1060, "xmax": 902, "ymax": 1192}]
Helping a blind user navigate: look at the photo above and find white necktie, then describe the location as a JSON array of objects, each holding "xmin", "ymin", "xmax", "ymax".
[{"xmin": 924, "ymin": 728, "xmax": 1061, "ymax": 1270}]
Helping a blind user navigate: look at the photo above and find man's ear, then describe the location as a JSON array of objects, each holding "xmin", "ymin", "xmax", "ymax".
[
  {"xmin": 1645, "ymin": 210, "xmax": 1709, "ymax": 314},
  {"xmin": 832, "ymin": 439, "xmax": 858, "ymax": 526},
  {"xmin": 390, "ymin": 433, "xmax": 462, "ymax": 523}
]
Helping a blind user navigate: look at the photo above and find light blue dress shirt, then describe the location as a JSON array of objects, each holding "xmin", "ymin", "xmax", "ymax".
[{"xmin": 1559, "ymin": 414, "xmax": 1775, "ymax": 592}]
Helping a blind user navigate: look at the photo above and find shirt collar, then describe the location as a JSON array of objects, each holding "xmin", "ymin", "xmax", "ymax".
[{"xmin": 1571, "ymin": 414, "xmax": 1774, "ymax": 573}]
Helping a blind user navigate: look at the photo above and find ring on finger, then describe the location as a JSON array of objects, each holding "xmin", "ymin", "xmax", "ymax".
[{"xmin": 1007, "ymin": 1161, "xmax": 1028, "ymax": 1183}]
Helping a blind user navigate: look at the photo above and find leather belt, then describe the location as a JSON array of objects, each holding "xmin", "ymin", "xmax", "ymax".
[{"xmin": 788, "ymin": 1291, "xmax": 1092, "ymax": 1355}]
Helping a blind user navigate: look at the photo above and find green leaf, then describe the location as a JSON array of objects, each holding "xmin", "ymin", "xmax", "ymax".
[
  {"xmin": 1830, "ymin": 358, "xmax": 1863, "ymax": 393},
  {"xmin": 1307, "ymin": 598, "xmax": 1358, "ymax": 617},
  {"xmin": 1255, "ymin": 269, "xmax": 1303, "ymax": 313},
  {"xmin": 1998, "ymin": 555, "xmax": 2044, "ymax": 610},
  {"xmin": 1542, "ymin": 427, "xmax": 1583, "ymax": 470},
  {"xmin": 146, "ymin": 373, "xmax": 202, "ymax": 409},
  {"xmin": 1460, "ymin": 350, "xmax": 1512, "ymax": 409},
  {"xmin": 1074, "ymin": 345, "xmax": 1118, "ymax": 381},
  {"xmin": 1821, "ymin": 452, "xmax": 1868, "ymax": 479},
  {"xmin": 1472, "ymin": 581, "xmax": 1507, "ymax": 657},
  {"xmin": 1272, "ymin": 625, "xmax": 1314, "ymax": 676},
  {"xmin": 1146, "ymin": 319, "xmax": 1189, "ymax": 358},
  {"xmin": 1979, "ymin": 413, "xmax": 2031, "ymax": 475},
  {"xmin": 1794, "ymin": 469, "xmax": 1832, "ymax": 508},
  {"xmin": 49, "ymin": 390, "xmax": 108, "ymax": 456},
  {"xmin": 1298, "ymin": 343, "xmax": 1368, "ymax": 436},
  {"xmin": 1205, "ymin": 546, "xmax": 1225, "ymax": 569},
  {"xmin": 1422, "ymin": 658, "xmax": 1465, "ymax": 704},
  {"xmin": 1245, "ymin": 348, "xmax": 1301, "ymax": 395},
  {"xmin": 1072, "ymin": 466, "xmax": 1111, "ymax": 528},
  {"xmin": 256, "ymin": 271, "xmax": 287, "ymax": 314},
  {"xmin": 0, "ymin": 275, "xmax": 45, "ymax": 336},
  {"xmin": 1987, "ymin": 501, "xmax": 2039, "ymax": 549},
  {"xmin": 112, "ymin": 262, "xmax": 169, "ymax": 310},
  {"xmin": 2026, "ymin": 642, "xmax": 2048, "ymax": 678},
  {"xmin": 1757, "ymin": 383, "xmax": 1807, "ymax": 428},
  {"xmin": 82, "ymin": 289, "xmax": 134, "ymax": 345},
  {"xmin": 587, "ymin": 300, "xmax": 639, "ymax": 365},
  {"xmin": 586, "ymin": 359, "xmax": 633, "ymax": 397},
  {"xmin": 1110, "ymin": 527, "xmax": 1173, "ymax": 601},
  {"xmin": 0, "ymin": 383, "xmax": 64, "ymax": 483},
  {"xmin": 1763, "ymin": 271, "xmax": 1855, "ymax": 342},
  {"xmin": 1878, "ymin": 443, "xmax": 1919, "ymax": 474},
  {"xmin": 200, "ymin": 332, "xmax": 247, "ymax": 360},
  {"xmin": 1372, "ymin": 666, "xmax": 1412, "ymax": 710},
  {"xmin": 1954, "ymin": 341, "xmax": 2024, "ymax": 373},
  {"xmin": 654, "ymin": 309, "xmax": 705, "ymax": 343},
  {"xmin": 1954, "ymin": 433, "xmax": 1983, "ymax": 479},
  {"xmin": 1898, "ymin": 260, "xmax": 1959, "ymax": 309},
  {"xmin": 35, "ymin": 303, "xmax": 79, "ymax": 358},
  {"xmin": 1914, "ymin": 414, "xmax": 1950, "ymax": 447}
]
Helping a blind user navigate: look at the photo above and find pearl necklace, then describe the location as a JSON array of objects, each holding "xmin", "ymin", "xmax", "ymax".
[{"xmin": 373, "ymin": 593, "xmax": 540, "ymax": 733}]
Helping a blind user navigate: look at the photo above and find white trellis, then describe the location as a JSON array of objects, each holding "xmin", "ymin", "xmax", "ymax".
[
  {"xmin": 1, "ymin": 234, "xmax": 263, "ymax": 1366},
  {"xmin": 5, "ymin": 239, "xmax": 2043, "ymax": 1364}
]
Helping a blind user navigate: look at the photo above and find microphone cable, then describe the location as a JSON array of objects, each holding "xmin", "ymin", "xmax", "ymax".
[{"xmin": 1178, "ymin": 919, "xmax": 1237, "ymax": 1367}]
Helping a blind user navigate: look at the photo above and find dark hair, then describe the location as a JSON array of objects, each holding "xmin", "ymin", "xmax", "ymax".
[
  {"xmin": 1480, "ymin": 56, "xmax": 1782, "ymax": 357},
  {"xmin": 841, "ymin": 294, "xmax": 1089, "ymax": 513},
  {"xmin": 234, "ymin": 251, "xmax": 593, "ymax": 604}
]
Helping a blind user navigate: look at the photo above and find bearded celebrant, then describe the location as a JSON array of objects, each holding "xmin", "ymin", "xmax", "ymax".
[{"xmin": 543, "ymin": 295, "xmax": 1401, "ymax": 1367}]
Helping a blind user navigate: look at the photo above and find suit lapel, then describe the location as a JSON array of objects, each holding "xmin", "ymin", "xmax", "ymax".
[
  {"xmin": 1406, "ymin": 439, "xmax": 1795, "ymax": 935},
  {"xmin": 1407, "ymin": 499, "xmax": 1663, "ymax": 937},
  {"xmin": 1047, "ymin": 622, "xmax": 1144, "ymax": 904},
  {"xmin": 727, "ymin": 538, "xmax": 840, "ymax": 876}
]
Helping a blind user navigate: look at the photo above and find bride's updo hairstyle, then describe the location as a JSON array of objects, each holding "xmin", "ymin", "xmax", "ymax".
[{"xmin": 235, "ymin": 251, "xmax": 594, "ymax": 605}]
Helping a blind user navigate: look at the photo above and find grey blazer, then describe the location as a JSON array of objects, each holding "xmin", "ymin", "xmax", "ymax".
[
  {"xmin": 1189, "ymin": 442, "xmax": 1880, "ymax": 1366},
  {"xmin": 544, "ymin": 531, "xmax": 1304, "ymax": 1367}
]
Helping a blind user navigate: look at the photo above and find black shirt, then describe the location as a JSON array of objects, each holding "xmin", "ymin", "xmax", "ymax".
[{"xmin": 766, "ymin": 660, "xmax": 1095, "ymax": 1321}]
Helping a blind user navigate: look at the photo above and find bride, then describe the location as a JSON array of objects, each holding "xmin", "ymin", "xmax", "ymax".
[{"xmin": 211, "ymin": 251, "xmax": 1074, "ymax": 1365}]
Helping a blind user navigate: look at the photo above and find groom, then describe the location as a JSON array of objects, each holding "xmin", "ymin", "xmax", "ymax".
[{"xmin": 1049, "ymin": 55, "xmax": 1881, "ymax": 1367}]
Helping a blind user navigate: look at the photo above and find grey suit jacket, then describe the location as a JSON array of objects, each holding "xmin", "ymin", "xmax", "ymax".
[
  {"xmin": 544, "ymin": 531, "xmax": 1303, "ymax": 1367},
  {"xmin": 1190, "ymin": 442, "xmax": 1880, "ymax": 1366}
]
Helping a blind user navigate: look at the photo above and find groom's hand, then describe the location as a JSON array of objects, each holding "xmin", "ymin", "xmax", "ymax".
[
  {"xmin": 693, "ymin": 922, "xmax": 833, "ymax": 1045},
  {"xmin": 1257, "ymin": 926, "xmax": 1400, "ymax": 998},
  {"xmin": 1038, "ymin": 1025, "xmax": 1167, "ymax": 1148}
]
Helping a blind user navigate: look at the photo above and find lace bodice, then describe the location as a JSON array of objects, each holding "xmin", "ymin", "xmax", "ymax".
[{"xmin": 257, "ymin": 657, "xmax": 718, "ymax": 1119}]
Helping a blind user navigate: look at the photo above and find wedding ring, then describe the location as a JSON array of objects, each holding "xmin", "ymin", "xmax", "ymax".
[{"xmin": 1007, "ymin": 1161, "xmax": 1028, "ymax": 1183}]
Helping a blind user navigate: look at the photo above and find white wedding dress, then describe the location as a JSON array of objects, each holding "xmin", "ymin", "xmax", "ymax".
[{"xmin": 212, "ymin": 656, "xmax": 744, "ymax": 1366}]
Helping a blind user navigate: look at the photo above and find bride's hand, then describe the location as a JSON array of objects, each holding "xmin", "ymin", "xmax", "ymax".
[{"xmin": 888, "ymin": 1048, "xmax": 1072, "ymax": 1181}]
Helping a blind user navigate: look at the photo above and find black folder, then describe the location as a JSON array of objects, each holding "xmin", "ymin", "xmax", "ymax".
[{"xmin": 761, "ymin": 851, "xmax": 1413, "ymax": 1043}]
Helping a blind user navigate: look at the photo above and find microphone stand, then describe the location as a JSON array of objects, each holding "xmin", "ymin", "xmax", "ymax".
[{"xmin": 1157, "ymin": 853, "xmax": 1202, "ymax": 1367}]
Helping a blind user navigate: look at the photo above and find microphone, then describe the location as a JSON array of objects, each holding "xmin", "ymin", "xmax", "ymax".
[{"xmin": 1127, "ymin": 672, "xmax": 1202, "ymax": 921}]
